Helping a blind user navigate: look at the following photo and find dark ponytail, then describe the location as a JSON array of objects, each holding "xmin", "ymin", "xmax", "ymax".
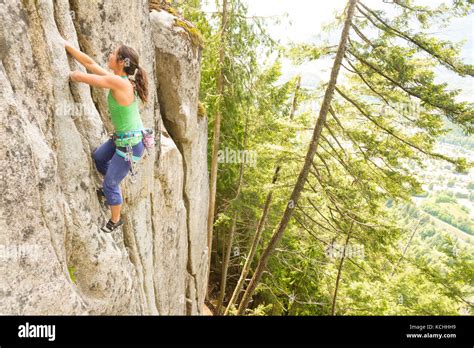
[
  {"xmin": 133, "ymin": 66, "xmax": 148, "ymax": 104},
  {"xmin": 116, "ymin": 44, "xmax": 149, "ymax": 104}
]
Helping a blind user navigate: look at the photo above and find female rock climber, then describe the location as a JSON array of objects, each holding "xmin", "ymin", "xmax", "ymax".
[{"xmin": 64, "ymin": 40, "xmax": 149, "ymax": 233}]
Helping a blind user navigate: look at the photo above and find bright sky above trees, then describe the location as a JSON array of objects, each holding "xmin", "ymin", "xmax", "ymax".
[{"xmin": 201, "ymin": 0, "xmax": 473, "ymax": 100}]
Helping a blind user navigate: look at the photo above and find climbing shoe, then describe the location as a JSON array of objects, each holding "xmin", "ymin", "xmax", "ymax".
[{"xmin": 101, "ymin": 218, "xmax": 124, "ymax": 233}]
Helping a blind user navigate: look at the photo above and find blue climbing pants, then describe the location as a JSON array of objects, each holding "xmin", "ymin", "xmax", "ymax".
[{"xmin": 92, "ymin": 138, "xmax": 145, "ymax": 205}]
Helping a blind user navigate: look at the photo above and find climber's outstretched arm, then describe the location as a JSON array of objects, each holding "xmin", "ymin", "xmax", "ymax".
[
  {"xmin": 69, "ymin": 71, "xmax": 124, "ymax": 89},
  {"xmin": 64, "ymin": 41, "xmax": 111, "ymax": 76}
]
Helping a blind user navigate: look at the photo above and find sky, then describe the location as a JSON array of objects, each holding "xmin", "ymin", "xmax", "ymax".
[
  {"xmin": 202, "ymin": 0, "xmax": 473, "ymax": 101},
  {"xmin": 242, "ymin": 0, "xmax": 472, "ymax": 46}
]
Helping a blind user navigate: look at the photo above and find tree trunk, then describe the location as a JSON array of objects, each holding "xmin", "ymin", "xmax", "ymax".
[
  {"xmin": 331, "ymin": 221, "xmax": 353, "ymax": 315},
  {"xmin": 207, "ymin": 0, "xmax": 229, "ymax": 298},
  {"xmin": 237, "ymin": 0, "xmax": 358, "ymax": 315},
  {"xmin": 224, "ymin": 168, "xmax": 278, "ymax": 314},
  {"xmin": 216, "ymin": 114, "xmax": 248, "ymax": 315},
  {"xmin": 224, "ymin": 76, "xmax": 301, "ymax": 315},
  {"xmin": 390, "ymin": 218, "xmax": 423, "ymax": 278},
  {"xmin": 216, "ymin": 210, "xmax": 237, "ymax": 314}
]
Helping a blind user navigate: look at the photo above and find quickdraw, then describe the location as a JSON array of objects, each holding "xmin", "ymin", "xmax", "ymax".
[
  {"xmin": 109, "ymin": 128, "xmax": 156, "ymax": 184},
  {"xmin": 115, "ymin": 145, "xmax": 139, "ymax": 184}
]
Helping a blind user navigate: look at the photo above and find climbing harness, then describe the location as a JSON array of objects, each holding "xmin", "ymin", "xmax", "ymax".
[
  {"xmin": 111, "ymin": 131, "xmax": 142, "ymax": 184},
  {"xmin": 112, "ymin": 130, "xmax": 144, "ymax": 147},
  {"xmin": 110, "ymin": 128, "xmax": 156, "ymax": 184}
]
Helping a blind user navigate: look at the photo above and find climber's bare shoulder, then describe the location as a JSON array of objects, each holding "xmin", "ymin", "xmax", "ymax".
[{"xmin": 70, "ymin": 71, "xmax": 128, "ymax": 91}]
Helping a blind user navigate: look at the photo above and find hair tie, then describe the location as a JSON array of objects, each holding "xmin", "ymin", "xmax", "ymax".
[{"xmin": 129, "ymin": 67, "xmax": 138, "ymax": 81}]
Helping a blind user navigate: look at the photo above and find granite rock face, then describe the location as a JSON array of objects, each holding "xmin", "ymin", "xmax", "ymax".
[{"xmin": 0, "ymin": 0, "xmax": 209, "ymax": 315}]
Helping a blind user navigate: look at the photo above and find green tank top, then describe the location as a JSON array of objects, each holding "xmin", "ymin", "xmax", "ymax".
[{"xmin": 108, "ymin": 76, "xmax": 144, "ymax": 146}]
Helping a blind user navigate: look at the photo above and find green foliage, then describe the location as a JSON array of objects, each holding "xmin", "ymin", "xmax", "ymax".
[
  {"xmin": 191, "ymin": 0, "xmax": 474, "ymax": 316},
  {"xmin": 440, "ymin": 124, "xmax": 474, "ymax": 150},
  {"xmin": 435, "ymin": 193, "xmax": 457, "ymax": 203},
  {"xmin": 68, "ymin": 266, "xmax": 77, "ymax": 284},
  {"xmin": 421, "ymin": 194, "xmax": 474, "ymax": 235},
  {"xmin": 285, "ymin": 43, "xmax": 334, "ymax": 65}
]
